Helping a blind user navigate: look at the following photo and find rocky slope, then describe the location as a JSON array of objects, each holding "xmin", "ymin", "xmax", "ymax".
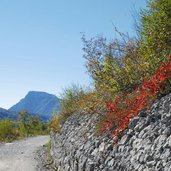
[
  {"xmin": 50, "ymin": 93, "xmax": 171, "ymax": 171},
  {"xmin": 9, "ymin": 91, "xmax": 60, "ymax": 120},
  {"xmin": 0, "ymin": 107, "xmax": 18, "ymax": 119}
]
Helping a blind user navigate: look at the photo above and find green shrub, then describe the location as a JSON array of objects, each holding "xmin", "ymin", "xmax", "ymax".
[
  {"xmin": 82, "ymin": 0, "xmax": 171, "ymax": 136},
  {"xmin": 49, "ymin": 84, "xmax": 104, "ymax": 131},
  {"xmin": 82, "ymin": 0, "xmax": 171, "ymax": 98},
  {"xmin": 49, "ymin": 115, "xmax": 61, "ymax": 133},
  {"xmin": 18, "ymin": 111, "xmax": 48, "ymax": 137},
  {"xmin": 59, "ymin": 84, "xmax": 85, "ymax": 122},
  {"xmin": 51, "ymin": 0, "xmax": 171, "ymax": 137},
  {"xmin": 0, "ymin": 111, "xmax": 48, "ymax": 142},
  {"xmin": 0, "ymin": 119, "xmax": 18, "ymax": 142},
  {"xmin": 76, "ymin": 90, "xmax": 106, "ymax": 114},
  {"xmin": 82, "ymin": 35, "xmax": 145, "ymax": 99},
  {"xmin": 138, "ymin": 0, "xmax": 171, "ymax": 74}
]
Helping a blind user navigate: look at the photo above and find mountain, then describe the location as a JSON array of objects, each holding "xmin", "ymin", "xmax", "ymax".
[
  {"xmin": 9, "ymin": 91, "xmax": 60, "ymax": 120},
  {"xmin": 0, "ymin": 107, "xmax": 18, "ymax": 119}
]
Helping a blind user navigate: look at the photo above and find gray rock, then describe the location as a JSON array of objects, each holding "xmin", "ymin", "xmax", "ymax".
[
  {"xmin": 50, "ymin": 93, "xmax": 171, "ymax": 171},
  {"xmin": 160, "ymin": 149, "xmax": 170, "ymax": 159},
  {"xmin": 95, "ymin": 141, "xmax": 101, "ymax": 148},
  {"xmin": 128, "ymin": 117, "xmax": 139, "ymax": 129},
  {"xmin": 163, "ymin": 127, "xmax": 171, "ymax": 136},
  {"xmin": 108, "ymin": 159, "xmax": 114, "ymax": 166},
  {"xmin": 120, "ymin": 135, "xmax": 131, "ymax": 145},
  {"xmin": 99, "ymin": 142, "xmax": 105, "ymax": 152},
  {"xmin": 91, "ymin": 148, "xmax": 99, "ymax": 156}
]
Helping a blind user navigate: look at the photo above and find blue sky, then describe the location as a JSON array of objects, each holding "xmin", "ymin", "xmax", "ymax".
[{"xmin": 0, "ymin": 0, "xmax": 146, "ymax": 108}]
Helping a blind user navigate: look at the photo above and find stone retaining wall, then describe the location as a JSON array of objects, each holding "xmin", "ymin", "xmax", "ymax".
[{"xmin": 51, "ymin": 93, "xmax": 171, "ymax": 171}]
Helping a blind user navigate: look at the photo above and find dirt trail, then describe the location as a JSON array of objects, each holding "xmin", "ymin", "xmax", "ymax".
[{"xmin": 0, "ymin": 135, "xmax": 50, "ymax": 171}]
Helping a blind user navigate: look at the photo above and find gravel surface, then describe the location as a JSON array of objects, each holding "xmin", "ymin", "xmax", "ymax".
[{"xmin": 0, "ymin": 135, "xmax": 50, "ymax": 171}]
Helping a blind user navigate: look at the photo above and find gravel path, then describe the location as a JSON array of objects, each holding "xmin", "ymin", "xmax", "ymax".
[{"xmin": 0, "ymin": 135, "xmax": 50, "ymax": 171}]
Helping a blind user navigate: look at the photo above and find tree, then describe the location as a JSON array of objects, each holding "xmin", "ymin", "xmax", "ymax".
[
  {"xmin": 82, "ymin": 34, "xmax": 143, "ymax": 99},
  {"xmin": 18, "ymin": 111, "xmax": 30, "ymax": 137},
  {"xmin": 138, "ymin": 0, "xmax": 171, "ymax": 72},
  {"xmin": 18, "ymin": 111, "xmax": 46, "ymax": 136},
  {"xmin": 0, "ymin": 119, "xmax": 16, "ymax": 141}
]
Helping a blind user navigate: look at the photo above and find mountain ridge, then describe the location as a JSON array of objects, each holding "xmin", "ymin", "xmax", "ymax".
[
  {"xmin": 0, "ymin": 107, "xmax": 18, "ymax": 119},
  {"xmin": 9, "ymin": 91, "xmax": 60, "ymax": 120}
]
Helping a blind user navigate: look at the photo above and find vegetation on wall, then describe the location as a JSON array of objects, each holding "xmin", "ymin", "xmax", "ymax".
[
  {"xmin": 100, "ymin": 56, "xmax": 171, "ymax": 141},
  {"xmin": 50, "ymin": 0, "xmax": 171, "ymax": 141},
  {"xmin": 138, "ymin": 0, "xmax": 171, "ymax": 73}
]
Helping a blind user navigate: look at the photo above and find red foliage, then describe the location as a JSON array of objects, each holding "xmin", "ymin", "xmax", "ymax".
[{"xmin": 101, "ymin": 55, "xmax": 171, "ymax": 142}]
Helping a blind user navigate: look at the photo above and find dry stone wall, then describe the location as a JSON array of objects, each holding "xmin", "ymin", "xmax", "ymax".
[{"xmin": 51, "ymin": 93, "xmax": 171, "ymax": 171}]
